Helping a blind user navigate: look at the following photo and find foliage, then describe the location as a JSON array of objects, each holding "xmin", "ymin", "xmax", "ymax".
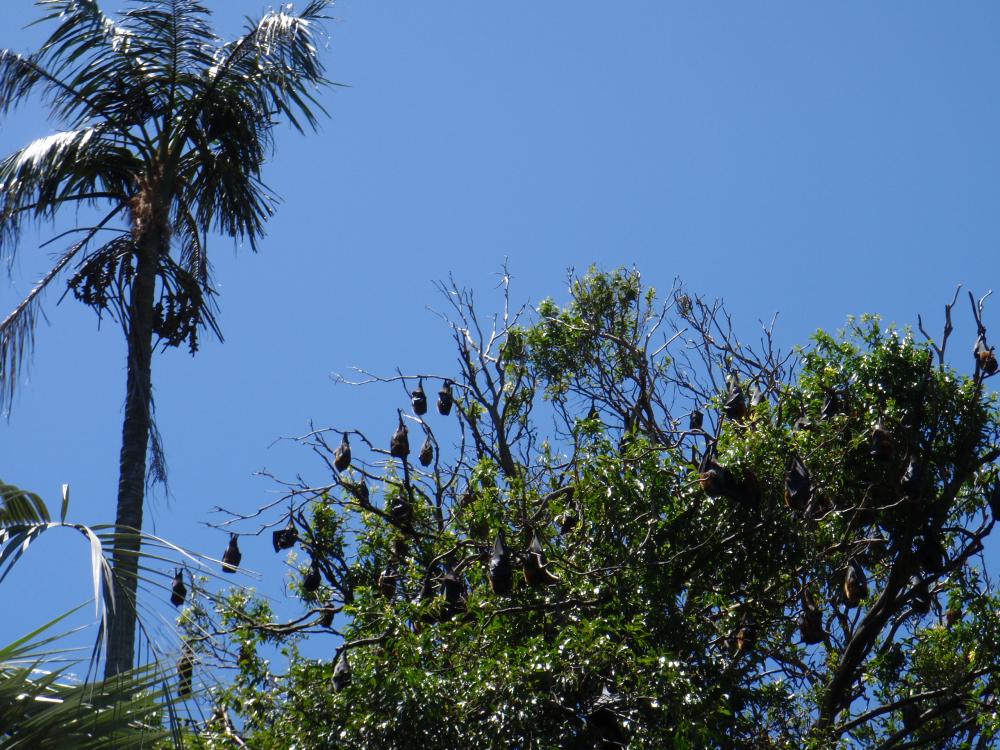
[
  {"xmin": 0, "ymin": 479, "xmax": 210, "ymax": 749},
  {"xmin": 0, "ymin": 614, "xmax": 174, "ymax": 750},
  {"xmin": 195, "ymin": 270, "xmax": 1000, "ymax": 749}
]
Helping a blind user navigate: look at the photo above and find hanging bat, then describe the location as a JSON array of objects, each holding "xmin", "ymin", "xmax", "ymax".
[
  {"xmin": 698, "ymin": 451, "xmax": 731, "ymax": 498},
  {"xmin": 587, "ymin": 401, "xmax": 600, "ymax": 422},
  {"xmin": 586, "ymin": 685, "xmax": 627, "ymax": 745},
  {"xmin": 556, "ymin": 509, "xmax": 579, "ymax": 535},
  {"xmin": 437, "ymin": 380, "xmax": 454, "ymax": 416},
  {"xmin": 390, "ymin": 413, "xmax": 409, "ymax": 458},
  {"xmin": 916, "ymin": 533, "xmax": 946, "ymax": 575},
  {"xmin": 170, "ymin": 568, "xmax": 187, "ymax": 607},
  {"xmin": 820, "ymin": 389, "xmax": 842, "ymax": 420},
  {"xmin": 378, "ymin": 566, "xmax": 397, "ymax": 599},
  {"xmin": 910, "ymin": 576, "xmax": 931, "ymax": 615},
  {"xmin": 798, "ymin": 589, "xmax": 824, "ymax": 645},
  {"xmin": 177, "ymin": 644, "xmax": 194, "ymax": 699},
  {"xmin": 319, "ymin": 606, "xmax": 335, "ymax": 628},
  {"xmin": 332, "ymin": 650, "xmax": 351, "ymax": 692},
  {"xmin": 390, "ymin": 498, "xmax": 413, "ymax": 527},
  {"xmin": 393, "ymin": 538, "xmax": 410, "ymax": 559},
  {"xmin": 784, "ymin": 456, "xmax": 811, "ymax": 511},
  {"xmin": 272, "ymin": 518, "xmax": 298, "ymax": 553},
  {"xmin": 804, "ymin": 491, "xmax": 833, "ymax": 521},
  {"xmin": 418, "ymin": 436, "xmax": 434, "ymax": 467},
  {"xmin": 975, "ymin": 336, "xmax": 998, "ymax": 375},
  {"xmin": 735, "ymin": 619, "xmax": 756, "ymax": 653},
  {"xmin": 334, "ymin": 433, "xmax": 351, "ymax": 472},
  {"xmin": 844, "ymin": 558, "xmax": 868, "ymax": 607},
  {"xmin": 739, "ymin": 469, "xmax": 762, "ymax": 511},
  {"xmin": 870, "ymin": 423, "xmax": 894, "ymax": 461},
  {"xmin": 698, "ymin": 451, "xmax": 748, "ymax": 506},
  {"xmin": 723, "ymin": 377, "xmax": 748, "ymax": 421},
  {"xmin": 488, "ymin": 530, "xmax": 513, "ymax": 596},
  {"xmin": 304, "ymin": 559, "xmax": 321, "ymax": 593},
  {"xmin": 440, "ymin": 567, "xmax": 466, "ymax": 617},
  {"xmin": 346, "ymin": 479, "xmax": 370, "ymax": 506},
  {"xmin": 522, "ymin": 531, "xmax": 560, "ymax": 587},
  {"xmin": 411, "ymin": 379, "xmax": 428, "ymax": 415},
  {"xmin": 222, "ymin": 533, "xmax": 241, "ymax": 573},
  {"xmin": 689, "ymin": 409, "xmax": 704, "ymax": 431}
]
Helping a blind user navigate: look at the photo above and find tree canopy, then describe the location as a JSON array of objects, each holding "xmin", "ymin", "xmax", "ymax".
[{"xmin": 179, "ymin": 269, "xmax": 1000, "ymax": 749}]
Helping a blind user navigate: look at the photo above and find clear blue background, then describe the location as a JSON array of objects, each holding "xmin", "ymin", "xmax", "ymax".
[{"xmin": 1, "ymin": 0, "xmax": 998, "ymax": 667}]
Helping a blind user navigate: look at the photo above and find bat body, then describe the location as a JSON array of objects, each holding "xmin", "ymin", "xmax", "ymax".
[
  {"xmin": 784, "ymin": 456, "xmax": 811, "ymax": 511},
  {"xmin": 334, "ymin": 434, "xmax": 351, "ymax": 472},
  {"xmin": 390, "ymin": 416, "xmax": 409, "ymax": 458},
  {"xmin": 735, "ymin": 619, "xmax": 756, "ymax": 653},
  {"xmin": 273, "ymin": 519, "xmax": 298, "ymax": 553},
  {"xmin": 689, "ymin": 410, "xmax": 703, "ymax": 431},
  {"xmin": 177, "ymin": 646, "xmax": 194, "ymax": 698},
  {"xmin": 304, "ymin": 560, "xmax": 321, "ymax": 592},
  {"xmin": 910, "ymin": 576, "xmax": 931, "ymax": 614},
  {"xmin": 170, "ymin": 569, "xmax": 187, "ymax": 607},
  {"xmin": 586, "ymin": 685, "xmax": 627, "ymax": 745},
  {"xmin": 522, "ymin": 531, "xmax": 560, "ymax": 587},
  {"xmin": 222, "ymin": 534, "xmax": 241, "ymax": 573},
  {"xmin": 916, "ymin": 533, "xmax": 946, "ymax": 575},
  {"xmin": 798, "ymin": 606, "xmax": 824, "ymax": 645},
  {"xmin": 437, "ymin": 380, "xmax": 454, "ymax": 415},
  {"xmin": 440, "ymin": 568, "xmax": 467, "ymax": 619},
  {"xmin": 333, "ymin": 650, "xmax": 351, "ymax": 692},
  {"xmin": 976, "ymin": 337, "xmax": 998, "ymax": 375},
  {"xmin": 488, "ymin": 531, "xmax": 513, "ymax": 596},
  {"xmin": 820, "ymin": 389, "xmax": 843, "ymax": 420},
  {"xmin": 723, "ymin": 379, "xmax": 748, "ymax": 421},
  {"xmin": 844, "ymin": 558, "xmax": 868, "ymax": 607},
  {"xmin": 378, "ymin": 567, "xmax": 397, "ymax": 599},
  {"xmin": 411, "ymin": 379, "xmax": 427, "ymax": 415},
  {"xmin": 418, "ymin": 437, "xmax": 434, "ymax": 467},
  {"xmin": 390, "ymin": 498, "xmax": 413, "ymax": 527},
  {"xmin": 870, "ymin": 424, "xmax": 894, "ymax": 461}
]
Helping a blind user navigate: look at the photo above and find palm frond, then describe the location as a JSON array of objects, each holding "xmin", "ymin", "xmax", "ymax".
[
  {"xmin": 214, "ymin": 0, "xmax": 332, "ymax": 132},
  {"xmin": 0, "ymin": 613, "xmax": 174, "ymax": 749},
  {"xmin": 31, "ymin": 0, "xmax": 206, "ymax": 139},
  {"xmin": 163, "ymin": 2, "xmax": 332, "ymax": 251},
  {"xmin": 0, "ymin": 481, "xmax": 50, "ymax": 525},
  {"xmin": 0, "ymin": 127, "xmax": 134, "ymax": 260},
  {"xmin": 0, "ymin": 243, "xmax": 81, "ymax": 414},
  {"xmin": 175, "ymin": 147, "xmax": 276, "ymax": 251},
  {"xmin": 178, "ymin": 0, "xmax": 331, "ymax": 153},
  {"xmin": 0, "ymin": 207, "xmax": 125, "ymax": 413},
  {"xmin": 119, "ymin": 0, "xmax": 218, "ymax": 82},
  {"xmin": 0, "ymin": 48, "xmax": 94, "ymax": 123},
  {"xmin": 0, "ymin": 479, "xmax": 226, "ymax": 717},
  {"xmin": 172, "ymin": 194, "xmax": 211, "ymax": 289}
]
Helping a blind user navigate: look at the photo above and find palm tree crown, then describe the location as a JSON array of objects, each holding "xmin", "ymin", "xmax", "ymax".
[{"xmin": 0, "ymin": 0, "xmax": 333, "ymax": 678}]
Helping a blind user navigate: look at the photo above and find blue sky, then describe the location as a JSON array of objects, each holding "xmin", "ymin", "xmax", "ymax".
[{"xmin": 1, "ymin": 1, "xmax": 998, "ymax": 667}]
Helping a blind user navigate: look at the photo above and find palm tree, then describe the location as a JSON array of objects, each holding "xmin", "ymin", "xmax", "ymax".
[{"xmin": 0, "ymin": 0, "xmax": 333, "ymax": 678}]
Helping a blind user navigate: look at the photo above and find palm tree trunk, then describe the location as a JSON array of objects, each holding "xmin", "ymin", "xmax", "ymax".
[{"xmin": 104, "ymin": 236, "xmax": 158, "ymax": 680}]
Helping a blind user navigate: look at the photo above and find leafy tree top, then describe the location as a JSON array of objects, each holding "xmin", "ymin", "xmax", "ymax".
[{"xmin": 189, "ymin": 270, "xmax": 999, "ymax": 749}]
